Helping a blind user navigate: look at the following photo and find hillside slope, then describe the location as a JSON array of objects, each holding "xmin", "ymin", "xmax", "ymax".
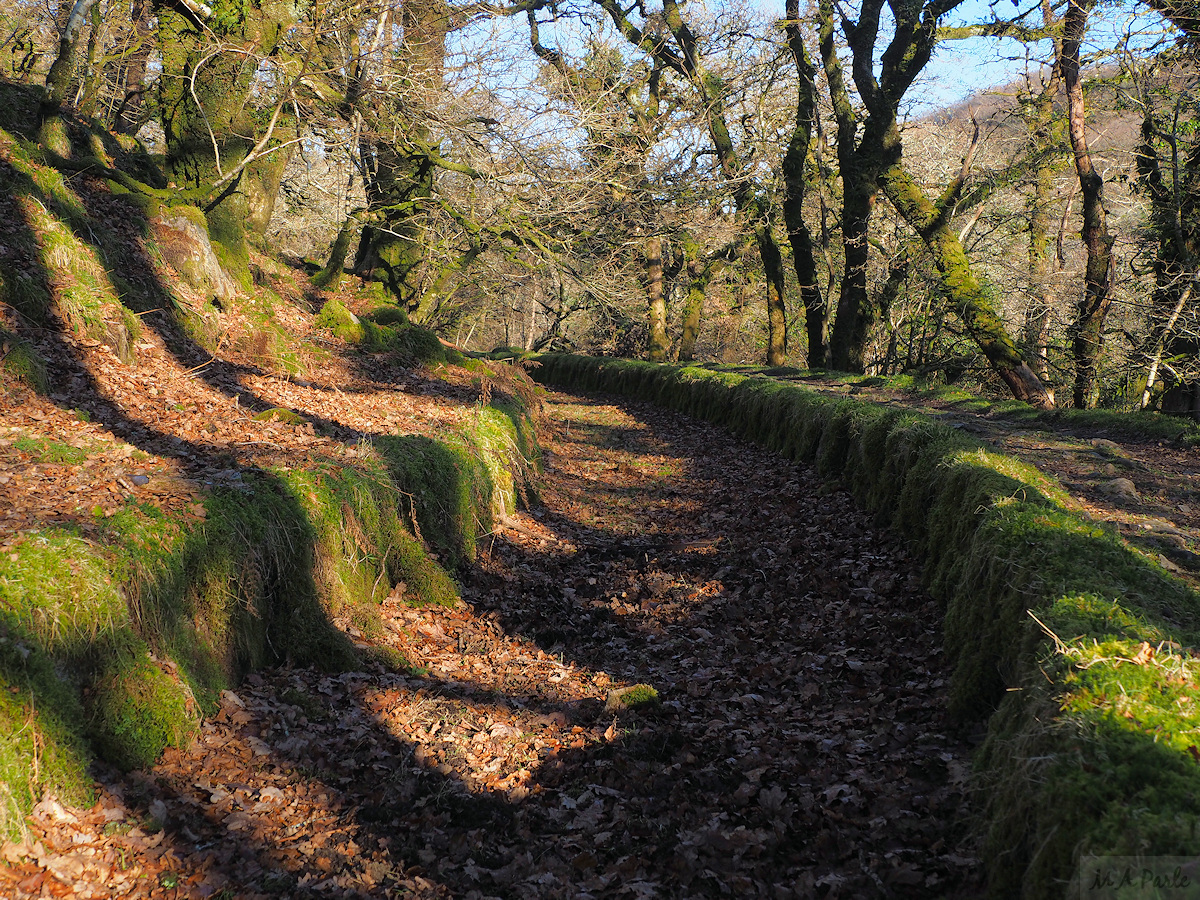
[{"xmin": 0, "ymin": 80, "xmax": 541, "ymax": 838}]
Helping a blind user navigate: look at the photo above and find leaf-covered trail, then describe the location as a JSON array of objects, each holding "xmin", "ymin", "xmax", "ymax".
[{"xmin": 4, "ymin": 391, "xmax": 981, "ymax": 899}]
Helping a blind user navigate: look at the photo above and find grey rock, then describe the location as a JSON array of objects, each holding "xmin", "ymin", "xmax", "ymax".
[{"xmin": 151, "ymin": 208, "xmax": 237, "ymax": 302}]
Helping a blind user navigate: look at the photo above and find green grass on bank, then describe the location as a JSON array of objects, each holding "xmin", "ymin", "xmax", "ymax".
[
  {"xmin": 525, "ymin": 353, "xmax": 1200, "ymax": 900},
  {"xmin": 0, "ymin": 391, "xmax": 539, "ymax": 832}
]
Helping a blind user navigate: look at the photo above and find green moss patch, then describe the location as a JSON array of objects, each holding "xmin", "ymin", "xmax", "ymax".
[
  {"xmin": 252, "ymin": 407, "xmax": 308, "ymax": 425},
  {"xmin": 376, "ymin": 404, "xmax": 536, "ymax": 567},
  {"xmin": 528, "ymin": 352, "xmax": 1200, "ymax": 900},
  {"xmin": 316, "ymin": 299, "xmax": 459, "ymax": 365},
  {"xmin": 364, "ymin": 306, "xmax": 409, "ymax": 328},
  {"xmin": 315, "ymin": 297, "xmax": 365, "ymax": 343},
  {"xmin": 88, "ymin": 654, "xmax": 200, "ymax": 772},
  {"xmin": 605, "ymin": 684, "xmax": 660, "ymax": 711}
]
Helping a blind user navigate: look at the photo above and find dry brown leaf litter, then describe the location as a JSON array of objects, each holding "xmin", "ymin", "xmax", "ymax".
[{"xmin": 2, "ymin": 391, "xmax": 982, "ymax": 899}]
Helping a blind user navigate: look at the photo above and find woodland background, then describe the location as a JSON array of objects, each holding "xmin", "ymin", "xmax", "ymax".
[{"xmin": 7, "ymin": 0, "xmax": 1200, "ymax": 413}]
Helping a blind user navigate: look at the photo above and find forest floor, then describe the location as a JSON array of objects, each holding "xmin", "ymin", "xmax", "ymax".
[
  {"xmin": 2, "ymin": 363, "xmax": 984, "ymax": 896},
  {"xmin": 779, "ymin": 373, "xmax": 1200, "ymax": 591}
]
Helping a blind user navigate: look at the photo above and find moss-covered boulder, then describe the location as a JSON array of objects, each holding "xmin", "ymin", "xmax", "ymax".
[{"xmin": 151, "ymin": 206, "xmax": 238, "ymax": 302}]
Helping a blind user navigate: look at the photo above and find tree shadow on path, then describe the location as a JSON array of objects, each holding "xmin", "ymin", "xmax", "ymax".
[{"xmin": 82, "ymin": 391, "xmax": 986, "ymax": 899}]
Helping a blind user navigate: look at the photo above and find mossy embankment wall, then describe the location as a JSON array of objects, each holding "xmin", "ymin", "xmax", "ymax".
[
  {"xmin": 0, "ymin": 82, "xmax": 545, "ymax": 840},
  {"xmin": 0, "ymin": 400, "xmax": 539, "ymax": 839},
  {"xmin": 528, "ymin": 353, "xmax": 1200, "ymax": 899}
]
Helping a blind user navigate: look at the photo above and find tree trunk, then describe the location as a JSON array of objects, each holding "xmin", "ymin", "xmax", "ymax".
[
  {"xmin": 245, "ymin": 144, "xmax": 295, "ymax": 239},
  {"xmin": 354, "ymin": 0, "xmax": 449, "ymax": 307},
  {"xmin": 1062, "ymin": 0, "xmax": 1114, "ymax": 409},
  {"xmin": 876, "ymin": 251, "xmax": 910, "ymax": 375},
  {"xmin": 678, "ymin": 255, "xmax": 711, "ymax": 362},
  {"xmin": 759, "ymin": 226, "xmax": 788, "ymax": 366},
  {"xmin": 881, "ymin": 154, "xmax": 1055, "ymax": 408},
  {"xmin": 75, "ymin": 2, "xmax": 105, "ymax": 118},
  {"xmin": 153, "ymin": 0, "xmax": 293, "ymax": 282},
  {"xmin": 43, "ymin": 0, "xmax": 102, "ymax": 109},
  {"xmin": 819, "ymin": 0, "xmax": 880, "ymax": 373},
  {"xmin": 783, "ymin": 0, "xmax": 827, "ymax": 368},
  {"xmin": 828, "ymin": 190, "xmax": 874, "ymax": 372},
  {"xmin": 39, "ymin": 0, "xmax": 104, "ymax": 151},
  {"xmin": 315, "ymin": 210, "xmax": 363, "ymax": 289},
  {"xmin": 112, "ymin": 0, "xmax": 155, "ymax": 135},
  {"xmin": 645, "ymin": 235, "xmax": 669, "ymax": 362}
]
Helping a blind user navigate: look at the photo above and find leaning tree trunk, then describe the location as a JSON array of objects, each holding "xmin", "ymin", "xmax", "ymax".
[
  {"xmin": 882, "ymin": 155, "xmax": 1055, "ymax": 408},
  {"xmin": 315, "ymin": 209, "xmax": 364, "ymax": 289},
  {"xmin": 1062, "ymin": 0, "xmax": 1114, "ymax": 409}
]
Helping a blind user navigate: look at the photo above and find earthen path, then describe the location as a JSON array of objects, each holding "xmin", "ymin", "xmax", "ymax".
[{"xmin": 4, "ymin": 391, "xmax": 980, "ymax": 899}]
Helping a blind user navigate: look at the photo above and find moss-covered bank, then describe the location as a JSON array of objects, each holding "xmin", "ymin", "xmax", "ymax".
[
  {"xmin": 0, "ymin": 404, "xmax": 539, "ymax": 841},
  {"xmin": 524, "ymin": 352, "xmax": 1200, "ymax": 900}
]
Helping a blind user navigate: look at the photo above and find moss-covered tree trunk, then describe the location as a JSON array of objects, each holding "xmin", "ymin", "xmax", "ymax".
[
  {"xmin": 783, "ymin": 0, "xmax": 827, "ymax": 368},
  {"xmin": 315, "ymin": 210, "xmax": 364, "ymax": 290},
  {"xmin": 876, "ymin": 250, "xmax": 910, "ymax": 374},
  {"xmin": 759, "ymin": 224, "xmax": 788, "ymax": 366},
  {"xmin": 244, "ymin": 144, "xmax": 294, "ymax": 240},
  {"xmin": 354, "ymin": 143, "xmax": 436, "ymax": 305},
  {"xmin": 154, "ymin": 0, "xmax": 294, "ymax": 283},
  {"xmin": 39, "ymin": 0, "xmax": 103, "ymax": 150},
  {"xmin": 644, "ymin": 235, "xmax": 669, "ymax": 362},
  {"xmin": 678, "ymin": 253, "xmax": 712, "ymax": 362},
  {"xmin": 354, "ymin": 0, "xmax": 449, "ymax": 308},
  {"xmin": 1062, "ymin": 0, "xmax": 1114, "ymax": 409},
  {"xmin": 881, "ymin": 151, "xmax": 1055, "ymax": 408}
]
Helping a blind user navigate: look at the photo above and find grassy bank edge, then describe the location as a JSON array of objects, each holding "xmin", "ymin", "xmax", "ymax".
[{"xmin": 525, "ymin": 352, "xmax": 1200, "ymax": 900}]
